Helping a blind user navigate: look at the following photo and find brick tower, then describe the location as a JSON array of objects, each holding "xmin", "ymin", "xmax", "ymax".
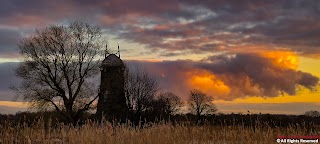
[{"xmin": 96, "ymin": 45, "xmax": 128, "ymax": 122}]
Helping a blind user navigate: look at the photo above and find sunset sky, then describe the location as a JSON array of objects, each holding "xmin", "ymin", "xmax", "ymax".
[{"xmin": 0, "ymin": 0, "xmax": 320, "ymax": 114}]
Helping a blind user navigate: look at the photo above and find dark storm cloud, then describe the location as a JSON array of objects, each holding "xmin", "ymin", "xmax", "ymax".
[
  {"xmin": 201, "ymin": 53, "xmax": 319, "ymax": 98},
  {"xmin": 113, "ymin": 0, "xmax": 320, "ymax": 56},
  {"xmin": 1, "ymin": 0, "xmax": 320, "ymax": 56},
  {"xmin": 125, "ymin": 60, "xmax": 196, "ymax": 99},
  {"xmin": 0, "ymin": 0, "xmax": 69, "ymax": 27},
  {"xmin": 125, "ymin": 53, "xmax": 319, "ymax": 100},
  {"xmin": 0, "ymin": 0, "xmax": 178, "ymax": 27}
]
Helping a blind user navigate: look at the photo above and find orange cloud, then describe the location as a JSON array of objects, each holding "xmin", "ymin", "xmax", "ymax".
[
  {"xmin": 126, "ymin": 50, "xmax": 318, "ymax": 101},
  {"xmin": 261, "ymin": 50, "xmax": 299, "ymax": 70},
  {"xmin": 186, "ymin": 69, "xmax": 230, "ymax": 99},
  {"xmin": 191, "ymin": 50, "xmax": 317, "ymax": 99}
]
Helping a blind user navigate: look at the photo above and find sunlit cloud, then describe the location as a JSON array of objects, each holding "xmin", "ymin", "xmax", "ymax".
[
  {"xmin": 127, "ymin": 50, "xmax": 319, "ymax": 101},
  {"xmin": 186, "ymin": 70, "xmax": 230, "ymax": 98}
]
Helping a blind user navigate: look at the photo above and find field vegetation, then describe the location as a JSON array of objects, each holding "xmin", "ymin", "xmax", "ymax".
[{"xmin": 0, "ymin": 112, "xmax": 319, "ymax": 144}]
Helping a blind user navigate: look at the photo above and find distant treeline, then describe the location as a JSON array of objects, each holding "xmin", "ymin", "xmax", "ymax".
[{"xmin": 1, "ymin": 111, "xmax": 319, "ymax": 130}]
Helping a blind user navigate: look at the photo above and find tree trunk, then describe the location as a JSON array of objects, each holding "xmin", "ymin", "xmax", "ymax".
[
  {"xmin": 65, "ymin": 101, "xmax": 77, "ymax": 126},
  {"xmin": 196, "ymin": 111, "xmax": 201, "ymax": 124}
]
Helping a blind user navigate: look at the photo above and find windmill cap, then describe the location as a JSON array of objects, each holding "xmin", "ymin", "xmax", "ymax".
[{"xmin": 101, "ymin": 54, "xmax": 124, "ymax": 66}]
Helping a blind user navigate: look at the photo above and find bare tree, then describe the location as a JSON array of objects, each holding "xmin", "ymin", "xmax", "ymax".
[
  {"xmin": 124, "ymin": 66, "xmax": 159, "ymax": 116},
  {"xmin": 188, "ymin": 89, "xmax": 217, "ymax": 122},
  {"xmin": 156, "ymin": 92, "xmax": 182, "ymax": 116},
  {"xmin": 15, "ymin": 21, "xmax": 105, "ymax": 125}
]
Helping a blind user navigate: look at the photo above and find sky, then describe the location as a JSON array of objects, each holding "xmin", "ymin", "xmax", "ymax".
[{"xmin": 0, "ymin": 0, "xmax": 320, "ymax": 114}]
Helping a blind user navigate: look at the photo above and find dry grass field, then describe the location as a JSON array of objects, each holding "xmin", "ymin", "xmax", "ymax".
[{"xmin": 0, "ymin": 119, "xmax": 318, "ymax": 144}]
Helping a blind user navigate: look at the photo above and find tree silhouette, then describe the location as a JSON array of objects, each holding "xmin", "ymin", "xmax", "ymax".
[
  {"xmin": 156, "ymin": 92, "xmax": 182, "ymax": 116},
  {"xmin": 14, "ymin": 21, "xmax": 105, "ymax": 125},
  {"xmin": 188, "ymin": 89, "xmax": 217, "ymax": 123},
  {"xmin": 124, "ymin": 66, "xmax": 159, "ymax": 121}
]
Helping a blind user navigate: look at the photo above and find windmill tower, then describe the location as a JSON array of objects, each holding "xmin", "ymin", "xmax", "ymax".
[{"xmin": 96, "ymin": 44, "xmax": 128, "ymax": 122}]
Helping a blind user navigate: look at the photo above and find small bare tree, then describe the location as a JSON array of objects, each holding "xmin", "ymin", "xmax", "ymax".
[
  {"xmin": 124, "ymin": 66, "xmax": 159, "ymax": 116},
  {"xmin": 188, "ymin": 89, "xmax": 217, "ymax": 122},
  {"xmin": 156, "ymin": 92, "xmax": 182, "ymax": 116},
  {"xmin": 15, "ymin": 21, "xmax": 105, "ymax": 125}
]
